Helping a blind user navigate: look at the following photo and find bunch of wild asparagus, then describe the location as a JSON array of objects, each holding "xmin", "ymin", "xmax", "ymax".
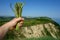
[{"xmin": 10, "ymin": 2, "xmax": 24, "ymax": 31}]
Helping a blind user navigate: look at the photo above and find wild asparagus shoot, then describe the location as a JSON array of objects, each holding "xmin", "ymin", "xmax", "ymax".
[{"xmin": 10, "ymin": 2, "xmax": 24, "ymax": 31}]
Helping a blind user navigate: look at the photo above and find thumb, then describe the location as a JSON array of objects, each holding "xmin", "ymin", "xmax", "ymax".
[{"xmin": 15, "ymin": 17, "xmax": 24, "ymax": 23}]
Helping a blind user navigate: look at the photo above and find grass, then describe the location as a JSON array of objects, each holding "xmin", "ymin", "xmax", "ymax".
[
  {"xmin": 0, "ymin": 16, "xmax": 60, "ymax": 40},
  {"xmin": 0, "ymin": 17, "xmax": 60, "ymax": 27},
  {"xmin": 24, "ymin": 36, "xmax": 60, "ymax": 40},
  {"xmin": 5, "ymin": 36, "xmax": 60, "ymax": 40}
]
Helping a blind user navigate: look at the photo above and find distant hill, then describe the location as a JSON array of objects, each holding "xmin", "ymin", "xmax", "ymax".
[
  {"xmin": 0, "ymin": 16, "xmax": 60, "ymax": 40},
  {"xmin": 53, "ymin": 18, "xmax": 60, "ymax": 24}
]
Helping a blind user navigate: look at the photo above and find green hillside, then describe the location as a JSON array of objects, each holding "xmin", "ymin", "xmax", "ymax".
[
  {"xmin": 0, "ymin": 17, "xmax": 60, "ymax": 27},
  {"xmin": 0, "ymin": 17, "xmax": 60, "ymax": 40}
]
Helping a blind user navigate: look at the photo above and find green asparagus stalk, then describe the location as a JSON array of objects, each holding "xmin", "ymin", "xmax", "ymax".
[
  {"xmin": 10, "ymin": 2, "xmax": 24, "ymax": 31},
  {"xmin": 15, "ymin": 2, "xmax": 23, "ymax": 30}
]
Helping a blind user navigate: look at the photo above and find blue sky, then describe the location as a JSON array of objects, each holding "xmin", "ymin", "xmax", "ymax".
[{"xmin": 0, "ymin": 0, "xmax": 60, "ymax": 18}]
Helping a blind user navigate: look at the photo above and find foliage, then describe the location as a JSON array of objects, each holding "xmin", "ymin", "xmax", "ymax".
[
  {"xmin": 0, "ymin": 17, "xmax": 60, "ymax": 40},
  {"xmin": 0, "ymin": 17, "xmax": 60, "ymax": 27},
  {"xmin": 24, "ymin": 36, "xmax": 60, "ymax": 40},
  {"xmin": 4, "ymin": 36, "xmax": 60, "ymax": 40}
]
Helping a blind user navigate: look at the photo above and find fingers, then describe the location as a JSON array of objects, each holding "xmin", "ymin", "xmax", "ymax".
[
  {"xmin": 16, "ymin": 17, "xmax": 24, "ymax": 23},
  {"xmin": 9, "ymin": 17, "xmax": 24, "ymax": 30},
  {"xmin": 18, "ymin": 20, "xmax": 24, "ymax": 28},
  {"xmin": 11, "ymin": 17, "xmax": 24, "ymax": 24}
]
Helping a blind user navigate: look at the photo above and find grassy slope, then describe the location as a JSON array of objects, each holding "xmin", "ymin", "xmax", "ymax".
[
  {"xmin": 0, "ymin": 17, "xmax": 60, "ymax": 40},
  {"xmin": 24, "ymin": 36, "xmax": 60, "ymax": 40},
  {"xmin": 0, "ymin": 17, "xmax": 59, "ymax": 27}
]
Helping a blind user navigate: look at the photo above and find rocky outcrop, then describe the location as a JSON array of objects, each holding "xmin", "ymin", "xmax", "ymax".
[{"xmin": 19, "ymin": 23, "xmax": 60, "ymax": 39}]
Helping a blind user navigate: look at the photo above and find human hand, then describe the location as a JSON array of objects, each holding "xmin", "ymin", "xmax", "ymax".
[
  {"xmin": 0, "ymin": 17, "xmax": 24, "ymax": 39},
  {"xmin": 2, "ymin": 17, "xmax": 24, "ymax": 30}
]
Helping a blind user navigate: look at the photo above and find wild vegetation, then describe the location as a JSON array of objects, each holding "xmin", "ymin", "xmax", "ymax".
[
  {"xmin": 10, "ymin": 2, "xmax": 24, "ymax": 30},
  {"xmin": 0, "ymin": 16, "xmax": 60, "ymax": 40},
  {"xmin": 0, "ymin": 16, "xmax": 60, "ymax": 27}
]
